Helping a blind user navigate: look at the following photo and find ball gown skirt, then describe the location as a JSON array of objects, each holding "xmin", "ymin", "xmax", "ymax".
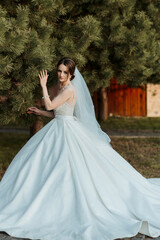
[{"xmin": 0, "ymin": 107, "xmax": 160, "ymax": 240}]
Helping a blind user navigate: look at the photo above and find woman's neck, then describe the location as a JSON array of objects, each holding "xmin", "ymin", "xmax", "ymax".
[{"xmin": 59, "ymin": 81, "xmax": 71, "ymax": 90}]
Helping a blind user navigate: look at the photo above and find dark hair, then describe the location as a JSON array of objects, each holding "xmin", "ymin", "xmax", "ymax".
[{"xmin": 57, "ymin": 57, "xmax": 75, "ymax": 80}]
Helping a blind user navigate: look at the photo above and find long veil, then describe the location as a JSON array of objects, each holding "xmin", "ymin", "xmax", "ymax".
[{"xmin": 72, "ymin": 67, "xmax": 111, "ymax": 147}]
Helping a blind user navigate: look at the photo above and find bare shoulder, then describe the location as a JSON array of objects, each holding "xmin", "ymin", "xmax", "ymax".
[
  {"xmin": 63, "ymin": 85, "xmax": 76, "ymax": 93},
  {"xmin": 69, "ymin": 85, "xmax": 77, "ymax": 94},
  {"xmin": 57, "ymin": 85, "xmax": 76, "ymax": 99},
  {"xmin": 58, "ymin": 86, "xmax": 73, "ymax": 97},
  {"xmin": 67, "ymin": 85, "xmax": 77, "ymax": 97},
  {"xmin": 63, "ymin": 85, "xmax": 77, "ymax": 101}
]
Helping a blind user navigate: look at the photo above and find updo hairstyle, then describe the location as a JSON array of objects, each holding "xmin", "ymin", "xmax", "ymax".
[{"xmin": 57, "ymin": 57, "xmax": 75, "ymax": 80}]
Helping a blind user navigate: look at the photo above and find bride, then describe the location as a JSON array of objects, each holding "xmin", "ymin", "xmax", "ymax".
[{"xmin": 0, "ymin": 57, "xmax": 160, "ymax": 240}]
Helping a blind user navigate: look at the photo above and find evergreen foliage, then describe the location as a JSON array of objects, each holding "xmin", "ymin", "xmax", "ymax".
[
  {"xmin": 0, "ymin": 0, "xmax": 160, "ymax": 126},
  {"xmin": 84, "ymin": 0, "xmax": 160, "ymax": 87}
]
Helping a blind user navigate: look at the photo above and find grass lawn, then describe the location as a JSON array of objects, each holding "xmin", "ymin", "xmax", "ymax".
[
  {"xmin": 0, "ymin": 133, "xmax": 29, "ymax": 181},
  {"xmin": 0, "ymin": 133, "xmax": 159, "ymax": 181},
  {"xmin": 100, "ymin": 116, "xmax": 160, "ymax": 131},
  {"xmin": 111, "ymin": 137, "xmax": 160, "ymax": 178},
  {"xmin": 1, "ymin": 116, "xmax": 160, "ymax": 131}
]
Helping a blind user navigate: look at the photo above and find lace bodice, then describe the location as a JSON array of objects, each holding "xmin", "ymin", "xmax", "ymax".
[{"xmin": 53, "ymin": 85, "xmax": 76, "ymax": 117}]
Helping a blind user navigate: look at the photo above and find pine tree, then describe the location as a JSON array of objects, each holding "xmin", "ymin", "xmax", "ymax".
[
  {"xmin": 76, "ymin": 0, "xmax": 160, "ymax": 88},
  {"xmin": 0, "ymin": 1, "xmax": 101, "ymax": 133},
  {"xmin": 1, "ymin": 0, "xmax": 160, "ymax": 129},
  {"xmin": 78, "ymin": 0, "xmax": 160, "ymax": 119}
]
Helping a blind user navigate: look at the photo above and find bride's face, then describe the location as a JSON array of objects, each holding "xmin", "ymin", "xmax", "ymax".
[{"xmin": 57, "ymin": 64, "xmax": 71, "ymax": 83}]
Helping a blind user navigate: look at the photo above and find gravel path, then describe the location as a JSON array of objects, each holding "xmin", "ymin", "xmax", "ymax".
[
  {"xmin": 0, "ymin": 127, "xmax": 29, "ymax": 134},
  {"xmin": 106, "ymin": 130, "xmax": 160, "ymax": 138},
  {"xmin": 0, "ymin": 128, "xmax": 159, "ymax": 138}
]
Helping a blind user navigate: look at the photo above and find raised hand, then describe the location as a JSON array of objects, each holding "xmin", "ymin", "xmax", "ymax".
[
  {"xmin": 39, "ymin": 70, "xmax": 49, "ymax": 88},
  {"xmin": 27, "ymin": 107, "xmax": 41, "ymax": 115}
]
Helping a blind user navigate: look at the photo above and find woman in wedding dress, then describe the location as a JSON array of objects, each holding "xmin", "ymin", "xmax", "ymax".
[{"xmin": 0, "ymin": 57, "xmax": 160, "ymax": 240}]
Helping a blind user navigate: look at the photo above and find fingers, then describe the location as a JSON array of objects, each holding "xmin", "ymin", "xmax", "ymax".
[
  {"xmin": 27, "ymin": 107, "xmax": 41, "ymax": 115},
  {"xmin": 27, "ymin": 108, "xmax": 33, "ymax": 114},
  {"xmin": 27, "ymin": 107, "xmax": 37, "ymax": 114},
  {"xmin": 39, "ymin": 70, "xmax": 48, "ymax": 78},
  {"xmin": 27, "ymin": 109, "xmax": 36, "ymax": 114},
  {"xmin": 43, "ymin": 70, "xmax": 47, "ymax": 76},
  {"xmin": 41, "ymin": 70, "xmax": 44, "ymax": 78},
  {"xmin": 39, "ymin": 71, "xmax": 43, "ymax": 79},
  {"xmin": 27, "ymin": 107, "xmax": 36, "ymax": 110}
]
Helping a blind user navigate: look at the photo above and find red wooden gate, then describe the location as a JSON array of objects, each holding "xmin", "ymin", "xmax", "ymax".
[
  {"xmin": 107, "ymin": 79, "xmax": 146, "ymax": 116},
  {"xmin": 92, "ymin": 79, "xmax": 147, "ymax": 117}
]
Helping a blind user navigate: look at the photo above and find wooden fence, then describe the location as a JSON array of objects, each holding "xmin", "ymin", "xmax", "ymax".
[{"xmin": 92, "ymin": 79, "xmax": 147, "ymax": 117}]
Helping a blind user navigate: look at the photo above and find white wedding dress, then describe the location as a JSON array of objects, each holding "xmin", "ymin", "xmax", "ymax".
[{"xmin": 0, "ymin": 85, "xmax": 160, "ymax": 240}]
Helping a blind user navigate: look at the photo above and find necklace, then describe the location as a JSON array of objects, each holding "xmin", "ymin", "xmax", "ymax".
[{"xmin": 59, "ymin": 84, "xmax": 72, "ymax": 91}]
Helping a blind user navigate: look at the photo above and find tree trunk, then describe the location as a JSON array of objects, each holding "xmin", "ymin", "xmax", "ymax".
[
  {"xmin": 29, "ymin": 84, "xmax": 58, "ymax": 138},
  {"xmin": 30, "ymin": 116, "xmax": 44, "ymax": 138},
  {"xmin": 99, "ymin": 87, "xmax": 108, "ymax": 120}
]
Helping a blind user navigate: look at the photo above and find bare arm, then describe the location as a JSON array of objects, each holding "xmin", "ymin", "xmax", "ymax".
[
  {"xmin": 42, "ymin": 86, "xmax": 73, "ymax": 111},
  {"xmin": 27, "ymin": 107, "xmax": 54, "ymax": 118},
  {"xmin": 39, "ymin": 70, "xmax": 73, "ymax": 111},
  {"xmin": 40, "ymin": 110, "xmax": 54, "ymax": 118}
]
